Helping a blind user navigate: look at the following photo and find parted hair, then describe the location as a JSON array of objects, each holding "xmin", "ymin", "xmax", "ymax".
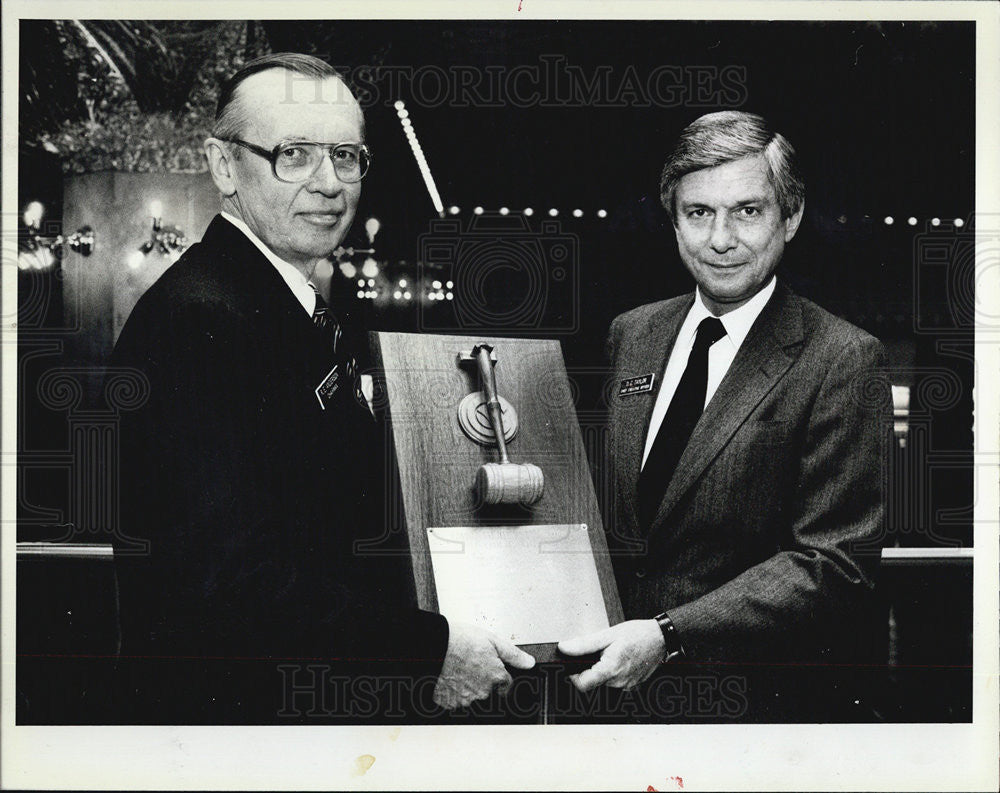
[
  {"xmin": 659, "ymin": 111, "xmax": 805, "ymax": 224},
  {"xmin": 212, "ymin": 52, "xmax": 347, "ymax": 141}
]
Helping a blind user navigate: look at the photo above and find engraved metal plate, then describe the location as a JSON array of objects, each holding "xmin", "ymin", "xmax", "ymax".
[{"xmin": 426, "ymin": 523, "xmax": 610, "ymax": 645}]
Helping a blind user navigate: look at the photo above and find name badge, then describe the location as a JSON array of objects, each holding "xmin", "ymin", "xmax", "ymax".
[
  {"xmin": 619, "ymin": 373, "xmax": 655, "ymax": 397},
  {"xmin": 315, "ymin": 365, "xmax": 340, "ymax": 410}
]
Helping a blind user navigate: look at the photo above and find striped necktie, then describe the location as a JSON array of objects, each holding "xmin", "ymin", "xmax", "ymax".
[
  {"xmin": 309, "ymin": 283, "xmax": 366, "ymax": 411},
  {"xmin": 309, "ymin": 283, "xmax": 343, "ymax": 354}
]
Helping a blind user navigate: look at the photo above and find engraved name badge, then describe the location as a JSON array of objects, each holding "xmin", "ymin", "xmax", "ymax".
[
  {"xmin": 315, "ymin": 365, "xmax": 340, "ymax": 410},
  {"xmin": 618, "ymin": 373, "xmax": 655, "ymax": 397}
]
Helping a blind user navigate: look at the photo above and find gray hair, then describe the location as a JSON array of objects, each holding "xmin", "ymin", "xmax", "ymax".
[
  {"xmin": 659, "ymin": 111, "xmax": 805, "ymax": 223},
  {"xmin": 212, "ymin": 52, "xmax": 351, "ymax": 145}
]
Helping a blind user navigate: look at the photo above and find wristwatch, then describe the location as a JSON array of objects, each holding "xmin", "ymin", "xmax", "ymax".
[{"xmin": 653, "ymin": 611, "xmax": 685, "ymax": 662}]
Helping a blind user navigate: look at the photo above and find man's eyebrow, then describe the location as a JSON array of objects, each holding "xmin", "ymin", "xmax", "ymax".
[
  {"xmin": 730, "ymin": 195, "xmax": 772, "ymax": 207},
  {"xmin": 274, "ymin": 137, "xmax": 365, "ymax": 145}
]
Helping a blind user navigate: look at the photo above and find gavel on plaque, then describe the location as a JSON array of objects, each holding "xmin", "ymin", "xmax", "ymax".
[{"xmin": 457, "ymin": 344, "xmax": 544, "ymax": 506}]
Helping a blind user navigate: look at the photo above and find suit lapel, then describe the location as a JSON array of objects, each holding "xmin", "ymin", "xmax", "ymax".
[
  {"xmin": 213, "ymin": 214, "xmax": 331, "ymax": 342},
  {"xmin": 201, "ymin": 214, "xmax": 338, "ymax": 398},
  {"xmin": 617, "ymin": 294, "xmax": 693, "ymax": 533},
  {"xmin": 649, "ymin": 284, "xmax": 805, "ymax": 531}
]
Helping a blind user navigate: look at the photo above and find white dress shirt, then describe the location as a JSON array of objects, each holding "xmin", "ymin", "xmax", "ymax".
[
  {"xmin": 220, "ymin": 212, "xmax": 375, "ymax": 414},
  {"xmin": 221, "ymin": 212, "xmax": 316, "ymax": 316},
  {"xmin": 641, "ymin": 277, "xmax": 777, "ymax": 469}
]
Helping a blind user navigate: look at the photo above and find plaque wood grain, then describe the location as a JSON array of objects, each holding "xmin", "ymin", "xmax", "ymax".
[{"xmin": 371, "ymin": 332, "xmax": 624, "ymax": 661}]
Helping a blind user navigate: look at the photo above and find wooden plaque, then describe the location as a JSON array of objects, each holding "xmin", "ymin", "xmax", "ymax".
[{"xmin": 371, "ymin": 332, "xmax": 624, "ymax": 662}]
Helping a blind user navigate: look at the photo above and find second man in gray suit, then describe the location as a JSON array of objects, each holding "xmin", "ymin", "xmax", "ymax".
[{"xmin": 559, "ymin": 111, "xmax": 891, "ymax": 721}]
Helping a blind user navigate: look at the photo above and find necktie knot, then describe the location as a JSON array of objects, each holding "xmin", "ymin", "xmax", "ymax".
[
  {"xmin": 309, "ymin": 282, "xmax": 328, "ymax": 322},
  {"xmin": 309, "ymin": 282, "xmax": 342, "ymax": 352},
  {"xmin": 693, "ymin": 316, "xmax": 726, "ymax": 352}
]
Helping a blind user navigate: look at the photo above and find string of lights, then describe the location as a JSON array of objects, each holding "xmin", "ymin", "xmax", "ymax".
[
  {"xmin": 434, "ymin": 206, "xmax": 970, "ymax": 226},
  {"xmin": 395, "ymin": 100, "xmax": 445, "ymax": 218}
]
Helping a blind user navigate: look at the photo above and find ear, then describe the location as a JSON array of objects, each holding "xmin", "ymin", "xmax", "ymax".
[
  {"xmin": 784, "ymin": 200, "xmax": 805, "ymax": 242},
  {"xmin": 204, "ymin": 138, "xmax": 237, "ymax": 197}
]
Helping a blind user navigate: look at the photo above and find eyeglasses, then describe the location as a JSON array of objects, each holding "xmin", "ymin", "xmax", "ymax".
[{"xmin": 221, "ymin": 139, "xmax": 372, "ymax": 184}]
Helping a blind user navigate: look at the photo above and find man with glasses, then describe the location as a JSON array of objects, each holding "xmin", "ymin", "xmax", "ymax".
[{"xmin": 112, "ymin": 53, "xmax": 533, "ymax": 723}]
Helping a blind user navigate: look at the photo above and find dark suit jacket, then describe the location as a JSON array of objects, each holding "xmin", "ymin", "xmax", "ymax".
[
  {"xmin": 604, "ymin": 283, "xmax": 891, "ymax": 720},
  {"xmin": 111, "ymin": 216, "xmax": 447, "ymax": 722}
]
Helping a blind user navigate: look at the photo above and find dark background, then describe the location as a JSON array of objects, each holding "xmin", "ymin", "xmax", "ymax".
[{"xmin": 17, "ymin": 19, "xmax": 975, "ymax": 722}]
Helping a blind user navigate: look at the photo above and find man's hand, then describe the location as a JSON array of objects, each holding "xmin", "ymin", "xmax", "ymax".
[
  {"xmin": 433, "ymin": 622, "xmax": 536, "ymax": 710},
  {"xmin": 557, "ymin": 619, "xmax": 667, "ymax": 692}
]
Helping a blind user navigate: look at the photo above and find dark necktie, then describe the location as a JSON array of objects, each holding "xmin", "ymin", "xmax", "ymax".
[
  {"xmin": 310, "ymin": 283, "xmax": 366, "ymax": 411},
  {"xmin": 310, "ymin": 284, "xmax": 343, "ymax": 353},
  {"xmin": 638, "ymin": 316, "xmax": 727, "ymax": 529}
]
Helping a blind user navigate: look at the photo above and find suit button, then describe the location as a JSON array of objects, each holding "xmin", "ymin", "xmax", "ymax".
[{"xmin": 635, "ymin": 567, "xmax": 646, "ymax": 578}]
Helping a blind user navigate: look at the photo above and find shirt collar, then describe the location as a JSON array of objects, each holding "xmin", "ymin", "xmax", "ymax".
[
  {"xmin": 681, "ymin": 276, "xmax": 777, "ymax": 350},
  {"xmin": 220, "ymin": 211, "xmax": 316, "ymax": 316}
]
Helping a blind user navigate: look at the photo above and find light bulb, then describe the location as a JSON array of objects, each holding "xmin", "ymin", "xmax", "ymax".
[{"xmin": 23, "ymin": 201, "xmax": 44, "ymax": 228}]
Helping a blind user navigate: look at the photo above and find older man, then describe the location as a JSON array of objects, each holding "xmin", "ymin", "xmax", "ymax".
[
  {"xmin": 112, "ymin": 53, "xmax": 532, "ymax": 722},
  {"xmin": 559, "ymin": 111, "xmax": 890, "ymax": 721}
]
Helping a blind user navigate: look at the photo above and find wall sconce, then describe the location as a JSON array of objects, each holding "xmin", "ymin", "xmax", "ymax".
[
  {"xmin": 332, "ymin": 216, "xmax": 379, "ymax": 276},
  {"xmin": 139, "ymin": 199, "xmax": 188, "ymax": 257},
  {"xmin": 65, "ymin": 226, "xmax": 95, "ymax": 256},
  {"xmin": 21, "ymin": 201, "xmax": 95, "ymax": 258},
  {"xmin": 331, "ymin": 244, "xmax": 376, "ymax": 261}
]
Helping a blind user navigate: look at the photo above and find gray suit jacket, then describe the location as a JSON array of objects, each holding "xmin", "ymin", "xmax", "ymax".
[{"xmin": 606, "ymin": 282, "xmax": 891, "ymax": 665}]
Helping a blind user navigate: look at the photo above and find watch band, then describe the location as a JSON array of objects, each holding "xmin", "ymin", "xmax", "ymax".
[{"xmin": 654, "ymin": 611, "xmax": 685, "ymax": 662}]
